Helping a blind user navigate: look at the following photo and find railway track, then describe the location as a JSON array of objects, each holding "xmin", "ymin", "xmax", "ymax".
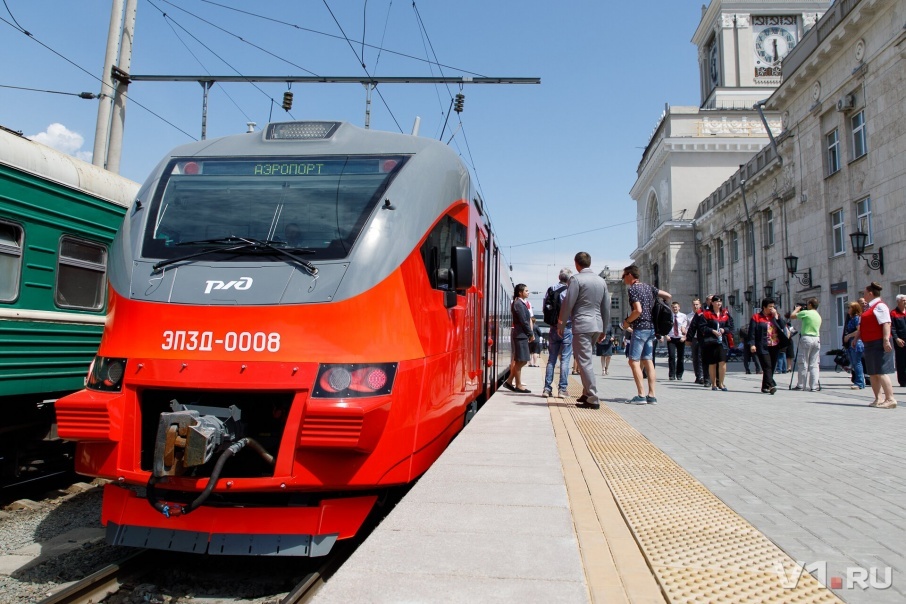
[
  {"xmin": 34, "ymin": 542, "xmax": 350, "ymax": 604},
  {"xmin": 37, "ymin": 550, "xmax": 151, "ymax": 604}
]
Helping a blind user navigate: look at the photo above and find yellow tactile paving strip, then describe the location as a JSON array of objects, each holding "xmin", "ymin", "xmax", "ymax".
[{"xmin": 554, "ymin": 383, "xmax": 843, "ymax": 603}]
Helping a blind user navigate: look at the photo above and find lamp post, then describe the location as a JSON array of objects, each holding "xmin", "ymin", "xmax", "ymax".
[
  {"xmin": 783, "ymin": 255, "xmax": 813, "ymax": 286},
  {"xmin": 739, "ymin": 168, "xmax": 758, "ymax": 305},
  {"xmin": 764, "ymin": 283, "xmax": 774, "ymax": 299},
  {"xmin": 728, "ymin": 293, "xmax": 742, "ymax": 314},
  {"xmin": 849, "ymin": 231, "xmax": 884, "ymax": 274}
]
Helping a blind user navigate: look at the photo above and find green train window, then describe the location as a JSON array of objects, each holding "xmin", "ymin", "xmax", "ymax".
[
  {"xmin": 0, "ymin": 222, "xmax": 23, "ymax": 302},
  {"xmin": 55, "ymin": 237, "xmax": 107, "ymax": 310}
]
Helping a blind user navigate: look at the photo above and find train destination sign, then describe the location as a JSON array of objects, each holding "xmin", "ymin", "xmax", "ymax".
[{"xmin": 173, "ymin": 157, "xmax": 406, "ymax": 177}]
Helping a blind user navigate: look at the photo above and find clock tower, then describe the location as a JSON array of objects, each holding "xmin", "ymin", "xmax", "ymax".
[{"xmin": 692, "ymin": 1, "xmax": 827, "ymax": 109}]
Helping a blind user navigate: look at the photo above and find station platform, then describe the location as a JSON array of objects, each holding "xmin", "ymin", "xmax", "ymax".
[{"xmin": 313, "ymin": 356, "xmax": 905, "ymax": 603}]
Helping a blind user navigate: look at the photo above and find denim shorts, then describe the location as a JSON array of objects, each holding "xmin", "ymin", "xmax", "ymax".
[{"xmin": 629, "ymin": 328, "xmax": 656, "ymax": 361}]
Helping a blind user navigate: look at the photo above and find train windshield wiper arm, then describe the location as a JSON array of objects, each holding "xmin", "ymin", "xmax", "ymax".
[{"xmin": 151, "ymin": 236, "xmax": 319, "ymax": 276}]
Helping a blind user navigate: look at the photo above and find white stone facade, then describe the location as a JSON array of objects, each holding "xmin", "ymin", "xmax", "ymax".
[
  {"xmin": 630, "ymin": 0, "xmax": 827, "ymax": 307},
  {"xmin": 694, "ymin": 0, "xmax": 905, "ymax": 351}
]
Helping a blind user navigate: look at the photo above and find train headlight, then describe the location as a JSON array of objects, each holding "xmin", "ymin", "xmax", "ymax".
[
  {"xmin": 312, "ymin": 363, "xmax": 396, "ymax": 398},
  {"xmin": 86, "ymin": 356, "xmax": 127, "ymax": 392}
]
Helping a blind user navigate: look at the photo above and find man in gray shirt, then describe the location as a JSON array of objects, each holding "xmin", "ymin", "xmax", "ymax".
[{"xmin": 557, "ymin": 252, "xmax": 610, "ymax": 409}]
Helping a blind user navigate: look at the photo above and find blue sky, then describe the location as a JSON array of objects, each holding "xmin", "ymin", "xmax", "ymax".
[{"xmin": 1, "ymin": 0, "xmax": 705, "ymax": 306}]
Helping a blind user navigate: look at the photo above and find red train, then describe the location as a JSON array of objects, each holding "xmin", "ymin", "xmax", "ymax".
[{"xmin": 56, "ymin": 121, "xmax": 513, "ymax": 556}]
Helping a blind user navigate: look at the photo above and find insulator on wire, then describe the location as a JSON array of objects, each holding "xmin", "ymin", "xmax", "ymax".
[
  {"xmin": 454, "ymin": 93, "xmax": 465, "ymax": 113},
  {"xmin": 281, "ymin": 91, "xmax": 294, "ymax": 111}
]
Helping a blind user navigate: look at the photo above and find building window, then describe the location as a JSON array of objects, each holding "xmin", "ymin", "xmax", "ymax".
[
  {"xmin": 731, "ymin": 230, "xmax": 739, "ymax": 263},
  {"xmin": 826, "ymin": 129, "xmax": 841, "ymax": 175},
  {"xmin": 611, "ymin": 295, "xmax": 620, "ymax": 310},
  {"xmin": 763, "ymin": 208, "xmax": 774, "ymax": 247},
  {"xmin": 717, "ymin": 239, "xmax": 725, "ymax": 269},
  {"xmin": 0, "ymin": 222, "xmax": 24, "ymax": 302},
  {"xmin": 851, "ymin": 110, "xmax": 867, "ymax": 160},
  {"xmin": 856, "ymin": 197, "xmax": 872, "ymax": 245},
  {"xmin": 831, "ymin": 209, "xmax": 845, "ymax": 256},
  {"xmin": 55, "ymin": 237, "xmax": 108, "ymax": 310},
  {"xmin": 706, "ymin": 245, "xmax": 712, "ymax": 274}
]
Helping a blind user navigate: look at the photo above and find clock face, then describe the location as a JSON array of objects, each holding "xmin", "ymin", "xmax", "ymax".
[
  {"xmin": 709, "ymin": 41, "xmax": 720, "ymax": 87},
  {"xmin": 755, "ymin": 26, "xmax": 797, "ymax": 66}
]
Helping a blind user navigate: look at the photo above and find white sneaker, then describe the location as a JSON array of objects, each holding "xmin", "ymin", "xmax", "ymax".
[{"xmin": 541, "ymin": 389, "xmax": 552, "ymax": 398}]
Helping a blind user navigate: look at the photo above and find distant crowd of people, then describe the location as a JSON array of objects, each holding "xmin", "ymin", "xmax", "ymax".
[{"xmin": 503, "ymin": 254, "xmax": 903, "ymax": 411}]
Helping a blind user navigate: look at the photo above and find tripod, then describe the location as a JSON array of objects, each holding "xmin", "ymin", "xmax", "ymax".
[{"xmin": 788, "ymin": 331, "xmax": 820, "ymax": 391}]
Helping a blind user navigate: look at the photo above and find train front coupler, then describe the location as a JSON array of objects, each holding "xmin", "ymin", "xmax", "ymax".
[{"xmin": 146, "ymin": 401, "xmax": 274, "ymax": 517}]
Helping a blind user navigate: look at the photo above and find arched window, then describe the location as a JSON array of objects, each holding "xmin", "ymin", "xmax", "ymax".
[{"xmin": 646, "ymin": 193, "xmax": 660, "ymax": 239}]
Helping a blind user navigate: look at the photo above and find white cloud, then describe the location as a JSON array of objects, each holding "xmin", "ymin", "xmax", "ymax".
[{"xmin": 29, "ymin": 123, "xmax": 93, "ymax": 162}]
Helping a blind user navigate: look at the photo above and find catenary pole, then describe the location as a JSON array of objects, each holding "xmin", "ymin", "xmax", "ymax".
[
  {"xmin": 92, "ymin": 0, "xmax": 125, "ymax": 168},
  {"xmin": 106, "ymin": 0, "xmax": 137, "ymax": 173}
]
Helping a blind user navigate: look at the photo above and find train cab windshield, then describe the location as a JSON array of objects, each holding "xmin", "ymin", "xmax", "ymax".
[{"xmin": 142, "ymin": 155, "xmax": 408, "ymax": 262}]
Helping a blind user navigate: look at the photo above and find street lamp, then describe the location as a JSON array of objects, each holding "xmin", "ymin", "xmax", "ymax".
[
  {"xmin": 744, "ymin": 289, "xmax": 753, "ymax": 303},
  {"xmin": 849, "ymin": 231, "xmax": 884, "ymax": 274},
  {"xmin": 764, "ymin": 283, "xmax": 774, "ymax": 299},
  {"xmin": 783, "ymin": 255, "xmax": 813, "ymax": 287},
  {"xmin": 728, "ymin": 293, "xmax": 742, "ymax": 313}
]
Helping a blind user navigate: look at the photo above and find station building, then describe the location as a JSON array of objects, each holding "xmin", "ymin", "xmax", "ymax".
[{"xmin": 633, "ymin": 0, "xmax": 904, "ymax": 355}]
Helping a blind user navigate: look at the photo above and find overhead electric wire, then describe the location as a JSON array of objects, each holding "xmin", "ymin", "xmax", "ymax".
[
  {"xmin": 199, "ymin": 0, "xmax": 487, "ymax": 77},
  {"xmin": 159, "ymin": 15, "xmax": 254, "ymax": 124},
  {"xmin": 0, "ymin": 83, "xmax": 93, "ymax": 98},
  {"xmin": 0, "ymin": 14, "xmax": 197, "ymax": 140},
  {"xmin": 321, "ymin": 0, "xmax": 402, "ymax": 132},
  {"xmin": 508, "ymin": 209, "xmax": 690, "ymax": 250},
  {"xmin": 2, "ymin": 0, "xmax": 28, "ymax": 34},
  {"xmin": 148, "ymin": 0, "xmax": 290, "ymax": 118},
  {"xmin": 156, "ymin": 0, "xmax": 319, "ymax": 77},
  {"xmin": 373, "ymin": 0, "xmax": 393, "ymax": 73},
  {"xmin": 361, "ymin": 0, "xmax": 368, "ymax": 68}
]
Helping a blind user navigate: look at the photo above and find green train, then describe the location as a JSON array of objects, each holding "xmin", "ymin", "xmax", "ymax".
[{"xmin": 0, "ymin": 126, "xmax": 139, "ymax": 478}]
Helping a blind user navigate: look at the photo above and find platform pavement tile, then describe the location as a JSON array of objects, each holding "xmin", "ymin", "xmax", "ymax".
[
  {"xmin": 403, "ymin": 479, "xmax": 570, "ymax": 508},
  {"xmin": 433, "ymin": 449, "xmax": 565, "ymax": 469},
  {"xmin": 377, "ymin": 501, "xmax": 575, "ymax": 536},
  {"xmin": 313, "ymin": 569, "xmax": 588, "ymax": 604},
  {"xmin": 418, "ymin": 461, "xmax": 565, "ymax": 486},
  {"xmin": 440, "ymin": 432, "xmax": 559, "ymax": 454},
  {"xmin": 332, "ymin": 530, "xmax": 585, "ymax": 583}
]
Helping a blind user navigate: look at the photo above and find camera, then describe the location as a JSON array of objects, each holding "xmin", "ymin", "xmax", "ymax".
[{"xmin": 795, "ymin": 301, "xmax": 807, "ymax": 309}]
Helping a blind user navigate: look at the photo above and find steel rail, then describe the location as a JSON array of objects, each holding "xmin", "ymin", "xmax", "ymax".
[{"xmin": 37, "ymin": 550, "xmax": 150, "ymax": 604}]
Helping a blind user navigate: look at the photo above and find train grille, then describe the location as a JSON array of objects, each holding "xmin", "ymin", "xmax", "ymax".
[
  {"xmin": 299, "ymin": 414, "xmax": 363, "ymax": 447},
  {"xmin": 56, "ymin": 402, "xmax": 114, "ymax": 439}
]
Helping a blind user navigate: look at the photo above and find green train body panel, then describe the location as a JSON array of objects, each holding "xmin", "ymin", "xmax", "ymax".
[
  {"xmin": 0, "ymin": 133, "xmax": 137, "ymax": 401},
  {"xmin": 0, "ymin": 320, "xmax": 105, "ymax": 397}
]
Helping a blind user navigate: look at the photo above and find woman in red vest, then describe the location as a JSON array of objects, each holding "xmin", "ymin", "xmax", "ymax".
[
  {"xmin": 700, "ymin": 295, "xmax": 734, "ymax": 391},
  {"xmin": 852, "ymin": 282, "xmax": 897, "ymax": 409}
]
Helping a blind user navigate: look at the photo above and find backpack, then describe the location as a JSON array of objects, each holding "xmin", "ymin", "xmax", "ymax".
[
  {"xmin": 649, "ymin": 285, "xmax": 673, "ymax": 338},
  {"xmin": 543, "ymin": 284, "xmax": 566, "ymax": 325}
]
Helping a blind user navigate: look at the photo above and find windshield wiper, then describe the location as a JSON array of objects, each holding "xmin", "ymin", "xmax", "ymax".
[{"xmin": 151, "ymin": 236, "xmax": 319, "ymax": 276}]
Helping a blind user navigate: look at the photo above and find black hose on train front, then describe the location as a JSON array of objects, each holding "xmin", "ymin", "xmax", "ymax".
[{"xmin": 146, "ymin": 437, "xmax": 275, "ymax": 517}]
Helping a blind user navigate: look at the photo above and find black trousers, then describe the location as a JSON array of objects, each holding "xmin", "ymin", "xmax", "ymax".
[
  {"xmin": 895, "ymin": 343, "xmax": 906, "ymax": 387},
  {"xmin": 757, "ymin": 346, "xmax": 780, "ymax": 391},
  {"xmin": 743, "ymin": 345, "xmax": 761, "ymax": 373},
  {"xmin": 690, "ymin": 340, "xmax": 702, "ymax": 380},
  {"xmin": 667, "ymin": 338, "xmax": 685, "ymax": 378}
]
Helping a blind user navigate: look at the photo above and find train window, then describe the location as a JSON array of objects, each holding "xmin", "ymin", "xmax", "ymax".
[
  {"xmin": 55, "ymin": 237, "xmax": 107, "ymax": 310},
  {"xmin": 420, "ymin": 215, "xmax": 467, "ymax": 290},
  {"xmin": 0, "ymin": 222, "xmax": 23, "ymax": 302},
  {"xmin": 143, "ymin": 155, "xmax": 408, "ymax": 262}
]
